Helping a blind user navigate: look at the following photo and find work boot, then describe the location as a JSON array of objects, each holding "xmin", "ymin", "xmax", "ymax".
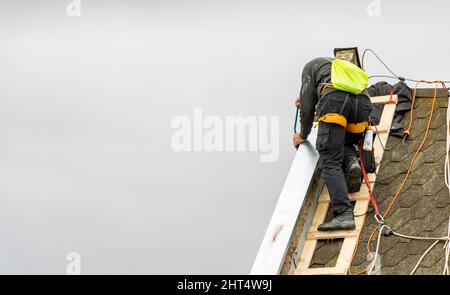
[
  {"xmin": 317, "ymin": 210, "xmax": 355, "ymax": 231},
  {"xmin": 346, "ymin": 157, "xmax": 362, "ymax": 193}
]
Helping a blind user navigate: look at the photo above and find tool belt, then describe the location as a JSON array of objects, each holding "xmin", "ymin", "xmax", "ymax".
[{"xmin": 317, "ymin": 85, "xmax": 369, "ymax": 134}]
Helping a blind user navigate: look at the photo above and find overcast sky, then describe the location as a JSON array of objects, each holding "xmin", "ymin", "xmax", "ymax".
[{"xmin": 0, "ymin": 0, "xmax": 450, "ymax": 274}]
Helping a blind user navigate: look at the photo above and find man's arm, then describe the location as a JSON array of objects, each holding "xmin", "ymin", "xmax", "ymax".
[{"xmin": 298, "ymin": 63, "xmax": 319, "ymax": 140}]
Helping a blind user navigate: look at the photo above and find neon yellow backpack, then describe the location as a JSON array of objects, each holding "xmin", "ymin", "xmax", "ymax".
[{"xmin": 329, "ymin": 58, "xmax": 368, "ymax": 95}]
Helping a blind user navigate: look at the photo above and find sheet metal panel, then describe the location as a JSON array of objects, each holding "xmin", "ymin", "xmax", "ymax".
[{"xmin": 250, "ymin": 127, "xmax": 319, "ymax": 275}]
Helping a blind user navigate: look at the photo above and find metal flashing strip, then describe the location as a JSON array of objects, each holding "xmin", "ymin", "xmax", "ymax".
[{"xmin": 250, "ymin": 127, "xmax": 319, "ymax": 275}]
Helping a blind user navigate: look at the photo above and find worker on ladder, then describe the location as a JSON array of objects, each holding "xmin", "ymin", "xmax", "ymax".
[{"xmin": 293, "ymin": 55, "xmax": 373, "ymax": 231}]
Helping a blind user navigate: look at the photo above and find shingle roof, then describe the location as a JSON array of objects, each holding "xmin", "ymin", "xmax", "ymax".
[{"xmin": 307, "ymin": 97, "xmax": 450, "ymax": 274}]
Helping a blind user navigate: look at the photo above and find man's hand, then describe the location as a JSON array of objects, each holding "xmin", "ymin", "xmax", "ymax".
[
  {"xmin": 293, "ymin": 133, "xmax": 306, "ymax": 149},
  {"xmin": 295, "ymin": 97, "xmax": 301, "ymax": 108}
]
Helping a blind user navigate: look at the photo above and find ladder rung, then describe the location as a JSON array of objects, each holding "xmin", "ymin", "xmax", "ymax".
[
  {"xmin": 318, "ymin": 193, "xmax": 370, "ymax": 203},
  {"xmin": 369, "ymin": 94, "xmax": 398, "ymax": 104},
  {"xmin": 373, "ymin": 124, "xmax": 389, "ymax": 133},
  {"xmin": 306, "ymin": 230, "xmax": 358, "ymax": 240},
  {"xmin": 318, "ymin": 195, "xmax": 370, "ymax": 204},
  {"xmin": 364, "ymin": 173, "xmax": 376, "ymax": 183},
  {"xmin": 296, "ymin": 266, "xmax": 347, "ymax": 275}
]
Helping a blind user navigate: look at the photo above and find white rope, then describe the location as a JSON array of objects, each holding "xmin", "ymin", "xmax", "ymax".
[
  {"xmin": 367, "ymin": 223, "xmax": 450, "ymax": 275},
  {"xmin": 443, "ymin": 218, "xmax": 450, "ymax": 275},
  {"xmin": 443, "ymin": 89, "xmax": 450, "ymax": 275},
  {"xmin": 410, "ymin": 240, "xmax": 440, "ymax": 275},
  {"xmin": 445, "ymin": 91, "xmax": 450, "ymax": 192},
  {"xmin": 367, "ymin": 225, "xmax": 388, "ymax": 275},
  {"xmin": 392, "ymin": 231, "xmax": 449, "ymax": 242},
  {"xmin": 389, "ymin": 223, "xmax": 450, "ymax": 275}
]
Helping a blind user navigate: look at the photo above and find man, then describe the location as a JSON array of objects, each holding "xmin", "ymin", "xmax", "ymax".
[{"xmin": 293, "ymin": 57, "xmax": 373, "ymax": 231}]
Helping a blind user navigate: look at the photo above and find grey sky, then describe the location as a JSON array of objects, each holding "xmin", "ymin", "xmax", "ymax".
[{"xmin": 0, "ymin": 0, "xmax": 449, "ymax": 274}]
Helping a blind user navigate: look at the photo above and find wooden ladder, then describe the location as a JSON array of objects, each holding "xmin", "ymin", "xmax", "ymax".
[{"xmin": 294, "ymin": 95, "xmax": 398, "ymax": 275}]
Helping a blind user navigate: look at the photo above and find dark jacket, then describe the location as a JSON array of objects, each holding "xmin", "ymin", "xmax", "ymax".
[{"xmin": 299, "ymin": 57, "xmax": 333, "ymax": 139}]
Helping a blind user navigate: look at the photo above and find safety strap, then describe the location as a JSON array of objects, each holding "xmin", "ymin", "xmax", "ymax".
[
  {"xmin": 318, "ymin": 92, "xmax": 369, "ymax": 133},
  {"xmin": 318, "ymin": 113, "xmax": 347, "ymax": 128},
  {"xmin": 358, "ymin": 143, "xmax": 381, "ymax": 216},
  {"xmin": 319, "ymin": 83, "xmax": 335, "ymax": 97},
  {"xmin": 388, "ymin": 87, "xmax": 396, "ymax": 104},
  {"xmin": 339, "ymin": 94, "xmax": 350, "ymax": 115},
  {"xmin": 318, "ymin": 113, "xmax": 368, "ymax": 133},
  {"xmin": 347, "ymin": 122, "xmax": 369, "ymax": 133}
]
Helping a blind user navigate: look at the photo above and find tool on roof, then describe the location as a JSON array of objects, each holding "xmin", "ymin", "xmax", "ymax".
[
  {"xmin": 360, "ymin": 131, "xmax": 376, "ymax": 176},
  {"xmin": 363, "ymin": 129, "xmax": 374, "ymax": 152},
  {"xmin": 334, "ymin": 47, "xmax": 362, "ymax": 68}
]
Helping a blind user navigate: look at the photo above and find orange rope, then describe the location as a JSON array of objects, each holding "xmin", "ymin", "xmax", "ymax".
[{"xmin": 403, "ymin": 80, "xmax": 423, "ymax": 138}]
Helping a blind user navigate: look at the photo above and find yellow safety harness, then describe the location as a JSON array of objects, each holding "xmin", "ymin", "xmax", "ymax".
[
  {"xmin": 318, "ymin": 85, "xmax": 369, "ymax": 134},
  {"xmin": 318, "ymin": 113, "xmax": 368, "ymax": 133}
]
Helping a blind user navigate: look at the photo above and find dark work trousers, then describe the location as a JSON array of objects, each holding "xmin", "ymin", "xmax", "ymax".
[{"xmin": 315, "ymin": 91, "xmax": 373, "ymax": 216}]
